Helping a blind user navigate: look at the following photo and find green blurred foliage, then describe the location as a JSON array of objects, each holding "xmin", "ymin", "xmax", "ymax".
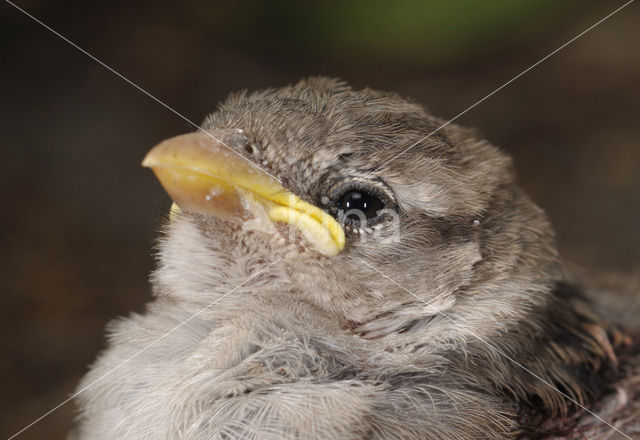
[{"xmin": 192, "ymin": 0, "xmax": 576, "ymax": 65}]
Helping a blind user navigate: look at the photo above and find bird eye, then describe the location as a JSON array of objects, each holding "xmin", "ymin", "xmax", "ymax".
[
  {"xmin": 339, "ymin": 190, "xmax": 385, "ymax": 220},
  {"xmin": 328, "ymin": 180, "xmax": 395, "ymax": 229}
]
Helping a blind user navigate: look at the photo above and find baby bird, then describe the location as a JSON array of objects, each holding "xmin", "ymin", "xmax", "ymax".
[{"xmin": 72, "ymin": 78, "xmax": 639, "ymax": 439}]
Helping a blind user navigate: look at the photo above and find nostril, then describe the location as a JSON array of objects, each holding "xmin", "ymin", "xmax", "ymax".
[{"xmin": 245, "ymin": 143, "xmax": 257, "ymax": 156}]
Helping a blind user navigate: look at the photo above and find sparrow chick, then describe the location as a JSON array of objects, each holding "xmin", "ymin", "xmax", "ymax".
[{"xmin": 72, "ymin": 78, "xmax": 639, "ymax": 440}]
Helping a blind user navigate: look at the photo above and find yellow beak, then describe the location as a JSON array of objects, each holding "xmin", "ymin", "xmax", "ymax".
[{"xmin": 142, "ymin": 132, "xmax": 345, "ymax": 257}]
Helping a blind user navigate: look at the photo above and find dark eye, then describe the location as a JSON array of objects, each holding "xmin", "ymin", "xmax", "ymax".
[
  {"xmin": 328, "ymin": 179, "xmax": 396, "ymax": 229},
  {"xmin": 339, "ymin": 190, "xmax": 385, "ymax": 220}
]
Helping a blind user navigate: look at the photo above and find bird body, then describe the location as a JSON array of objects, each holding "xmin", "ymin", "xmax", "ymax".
[{"xmin": 72, "ymin": 78, "xmax": 640, "ymax": 439}]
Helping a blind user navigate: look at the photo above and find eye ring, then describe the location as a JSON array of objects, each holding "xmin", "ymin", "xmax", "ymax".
[{"xmin": 327, "ymin": 179, "xmax": 396, "ymax": 229}]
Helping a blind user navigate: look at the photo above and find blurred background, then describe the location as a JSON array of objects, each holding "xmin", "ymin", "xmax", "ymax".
[{"xmin": 1, "ymin": 0, "xmax": 639, "ymax": 438}]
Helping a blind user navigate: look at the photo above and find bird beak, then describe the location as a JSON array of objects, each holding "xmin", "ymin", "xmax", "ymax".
[{"xmin": 142, "ymin": 132, "xmax": 345, "ymax": 257}]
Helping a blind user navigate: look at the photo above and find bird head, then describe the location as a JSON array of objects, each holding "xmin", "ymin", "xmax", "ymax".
[{"xmin": 143, "ymin": 77, "xmax": 563, "ymax": 331}]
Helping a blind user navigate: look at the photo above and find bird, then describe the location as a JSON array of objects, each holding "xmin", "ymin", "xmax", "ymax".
[{"xmin": 71, "ymin": 77, "xmax": 639, "ymax": 439}]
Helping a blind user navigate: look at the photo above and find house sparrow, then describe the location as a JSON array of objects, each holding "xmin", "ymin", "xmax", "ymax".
[{"xmin": 72, "ymin": 78, "xmax": 639, "ymax": 439}]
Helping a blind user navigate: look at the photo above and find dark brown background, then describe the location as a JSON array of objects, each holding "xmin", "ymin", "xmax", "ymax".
[{"xmin": 2, "ymin": 1, "xmax": 639, "ymax": 438}]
